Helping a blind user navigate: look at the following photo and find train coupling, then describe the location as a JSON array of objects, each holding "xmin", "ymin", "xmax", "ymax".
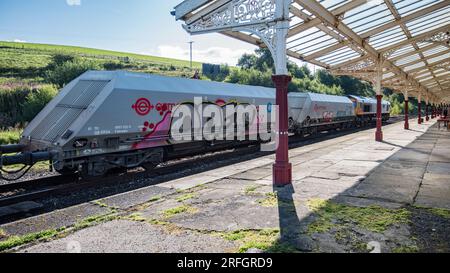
[
  {"xmin": 0, "ymin": 144, "xmax": 56, "ymax": 168},
  {"xmin": 0, "ymin": 144, "xmax": 26, "ymax": 154}
]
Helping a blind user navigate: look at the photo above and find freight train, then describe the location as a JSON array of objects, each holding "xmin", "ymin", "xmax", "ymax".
[{"xmin": 0, "ymin": 71, "xmax": 390, "ymax": 179}]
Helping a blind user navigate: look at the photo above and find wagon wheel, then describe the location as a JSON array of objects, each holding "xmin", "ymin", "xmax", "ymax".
[
  {"xmin": 56, "ymin": 167, "xmax": 78, "ymax": 176},
  {"xmin": 288, "ymin": 118, "xmax": 295, "ymax": 129},
  {"xmin": 142, "ymin": 162, "xmax": 159, "ymax": 171}
]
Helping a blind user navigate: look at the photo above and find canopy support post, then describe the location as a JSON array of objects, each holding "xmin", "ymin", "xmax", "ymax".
[
  {"xmin": 375, "ymin": 59, "xmax": 383, "ymax": 142},
  {"xmin": 403, "ymin": 90, "xmax": 409, "ymax": 130}
]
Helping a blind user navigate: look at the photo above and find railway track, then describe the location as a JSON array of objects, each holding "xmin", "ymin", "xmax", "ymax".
[
  {"xmin": 0, "ymin": 145, "xmax": 261, "ymax": 207},
  {"xmin": 0, "ymin": 119, "xmax": 403, "ymax": 220}
]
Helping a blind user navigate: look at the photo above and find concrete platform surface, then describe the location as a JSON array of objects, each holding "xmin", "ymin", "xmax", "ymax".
[{"xmin": 1, "ymin": 118, "xmax": 449, "ymax": 253}]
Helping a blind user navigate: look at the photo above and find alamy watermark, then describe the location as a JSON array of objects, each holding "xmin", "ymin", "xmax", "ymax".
[{"xmin": 170, "ymin": 97, "xmax": 281, "ymax": 152}]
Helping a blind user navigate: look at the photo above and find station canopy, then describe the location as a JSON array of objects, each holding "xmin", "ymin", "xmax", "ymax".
[{"xmin": 174, "ymin": 0, "xmax": 450, "ymax": 104}]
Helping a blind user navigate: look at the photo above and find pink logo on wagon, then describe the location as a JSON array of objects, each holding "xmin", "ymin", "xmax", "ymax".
[{"xmin": 132, "ymin": 98, "xmax": 154, "ymax": 116}]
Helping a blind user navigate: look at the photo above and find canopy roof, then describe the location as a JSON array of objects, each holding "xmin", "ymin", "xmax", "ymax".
[{"xmin": 174, "ymin": 0, "xmax": 450, "ymax": 103}]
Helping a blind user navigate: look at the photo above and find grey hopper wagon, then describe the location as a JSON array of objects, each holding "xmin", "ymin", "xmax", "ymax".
[
  {"xmin": 288, "ymin": 92, "xmax": 355, "ymax": 132},
  {"xmin": 11, "ymin": 71, "xmax": 277, "ymax": 176}
]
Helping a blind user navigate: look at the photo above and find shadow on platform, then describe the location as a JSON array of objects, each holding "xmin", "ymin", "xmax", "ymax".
[{"xmin": 269, "ymin": 124, "xmax": 450, "ymax": 253}]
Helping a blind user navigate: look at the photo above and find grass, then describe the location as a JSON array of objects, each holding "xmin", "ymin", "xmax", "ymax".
[
  {"xmin": 0, "ymin": 229, "xmax": 6, "ymax": 238},
  {"xmin": 257, "ymin": 192, "xmax": 278, "ymax": 207},
  {"xmin": 72, "ymin": 213, "xmax": 119, "ymax": 231},
  {"xmin": 392, "ymin": 245, "xmax": 419, "ymax": 253},
  {"xmin": 0, "ymin": 47, "xmax": 52, "ymax": 73},
  {"xmin": 176, "ymin": 193, "xmax": 197, "ymax": 203},
  {"xmin": 427, "ymin": 208, "xmax": 450, "ymax": 219},
  {"xmin": 149, "ymin": 195, "xmax": 162, "ymax": 202},
  {"xmin": 306, "ymin": 199, "xmax": 411, "ymax": 234},
  {"xmin": 0, "ymin": 41, "xmax": 202, "ymax": 69},
  {"xmin": 148, "ymin": 219, "xmax": 171, "ymax": 226},
  {"xmin": 162, "ymin": 205, "xmax": 199, "ymax": 219},
  {"xmin": 0, "ymin": 212, "xmax": 120, "ymax": 252},
  {"xmin": 415, "ymin": 206, "xmax": 450, "ymax": 219},
  {"xmin": 221, "ymin": 229, "xmax": 279, "ymax": 253},
  {"xmin": 0, "ymin": 229, "xmax": 61, "ymax": 252},
  {"xmin": 0, "ymin": 128, "xmax": 21, "ymax": 145},
  {"xmin": 244, "ymin": 185, "xmax": 259, "ymax": 195},
  {"xmin": 1, "ymin": 160, "xmax": 51, "ymax": 174},
  {"xmin": 91, "ymin": 200, "xmax": 110, "ymax": 209},
  {"xmin": 127, "ymin": 213, "xmax": 148, "ymax": 222},
  {"xmin": 219, "ymin": 229, "xmax": 297, "ymax": 253},
  {"xmin": 148, "ymin": 219, "xmax": 186, "ymax": 234}
]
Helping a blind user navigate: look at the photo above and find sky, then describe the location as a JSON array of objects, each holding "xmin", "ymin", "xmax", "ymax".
[{"xmin": 0, "ymin": 0, "xmax": 261, "ymax": 65}]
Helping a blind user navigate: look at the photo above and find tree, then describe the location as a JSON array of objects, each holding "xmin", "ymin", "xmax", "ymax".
[
  {"xmin": 237, "ymin": 48, "xmax": 274, "ymax": 72},
  {"xmin": 226, "ymin": 48, "xmax": 379, "ymax": 98},
  {"xmin": 237, "ymin": 53, "xmax": 258, "ymax": 70},
  {"xmin": 315, "ymin": 69, "xmax": 339, "ymax": 87},
  {"xmin": 288, "ymin": 62, "xmax": 311, "ymax": 79}
]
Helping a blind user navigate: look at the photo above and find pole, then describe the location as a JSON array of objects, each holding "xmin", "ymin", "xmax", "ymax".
[
  {"xmin": 188, "ymin": 41, "xmax": 194, "ymax": 70},
  {"xmin": 272, "ymin": 75, "xmax": 292, "ymax": 186},
  {"xmin": 418, "ymin": 95, "xmax": 422, "ymax": 124},
  {"xmin": 404, "ymin": 100, "xmax": 409, "ymax": 130},
  {"xmin": 404, "ymin": 91, "xmax": 409, "ymax": 130},
  {"xmin": 272, "ymin": 1, "xmax": 292, "ymax": 187},
  {"xmin": 375, "ymin": 60, "xmax": 383, "ymax": 142}
]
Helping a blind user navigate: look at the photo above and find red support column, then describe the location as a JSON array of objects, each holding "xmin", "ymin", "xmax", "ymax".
[
  {"xmin": 426, "ymin": 104, "xmax": 429, "ymax": 121},
  {"xmin": 418, "ymin": 102, "xmax": 422, "ymax": 124},
  {"xmin": 272, "ymin": 75, "xmax": 292, "ymax": 187},
  {"xmin": 375, "ymin": 95, "xmax": 383, "ymax": 142},
  {"xmin": 404, "ymin": 100, "xmax": 409, "ymax": 130}
]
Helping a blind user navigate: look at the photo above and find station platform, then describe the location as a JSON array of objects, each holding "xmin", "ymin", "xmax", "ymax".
[{"xmin": 2, "ymin": 118, "xmax": 449, "ymax": 253}]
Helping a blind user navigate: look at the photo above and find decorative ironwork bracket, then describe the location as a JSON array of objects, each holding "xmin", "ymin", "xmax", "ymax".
[
  {"xmin": 434, "ymin": 60, "xmax": 450, "ymax": 71},
  {"xmin": 182, "ymin": 0, "xmax": 292, "ymax": 75},
  {"xmin": 329, "ymin": 57, "xmax": 377, "ymax": 83},
  {"xmin": 419, "ymin": 31, "xmax": 450, "ymax": 48}
]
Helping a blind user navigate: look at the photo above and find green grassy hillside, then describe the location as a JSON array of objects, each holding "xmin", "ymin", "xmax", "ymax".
[{"xmin": 0, "ymin": 41, "xmax": 201, "ymax": 70}]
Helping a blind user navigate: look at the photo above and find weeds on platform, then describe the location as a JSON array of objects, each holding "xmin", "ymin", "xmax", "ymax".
[
  {"xmin": 414, "ymin": 205, "xmax": 450, "ymax": 219},
  {"xmin": 392, "ymin": 245, "xmax": 419, "ymax": 253},
  {"xmin": 149, "ymin": 195, "xmax": 162, "ymax": 202},
  {"xmin": 257, "ymin": 192, "xmax": 278, "ymax": 207},
  {"xmin": 306, "ymin": 199, "xmax": 411, "ymax": 234},
  {"xmin": 162, "ymin": 205, "xmax": 198, "ymax": 219},
  {"xmin": 126, "ymin": 213, "xmax": 147, "ymax": 222},
  {"xmin": 0, "ymin": 211, "xmax": 121, "ymax": 252},
  {"xmin": 0, "ymin": 228, "xmax": 6, "ymax": 238},
  {"xmin": 132, "ymin": 195, "xmax": 164, "ymax": 211},
  {"xmin": 148, "ymin": 219, "xmax": 185, "ymax": 234},
  {"xmin": 219, "ymin": 229, "xmax": 297, "ymax": 253},
  {"xmin": 91, "ymin": 200, "xmax": 110, "ymax": 208},
  {"xmin": 256, "ymin": 192, "xmax": 296, "ymax": 212},
  {"xmin": 0, "ymin": 229, "xmax": 62, "ymax": 252},
  {"xmin": 176, "ymin": 193, "xmax": 197, "ymax": 203},
  {"xmin": 72, "ymin": 213, "xmax": 119, "ymax": 231},
  {"xmin": 244, "ymin": 186, "xmax": 259, "ymax": 195}
]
